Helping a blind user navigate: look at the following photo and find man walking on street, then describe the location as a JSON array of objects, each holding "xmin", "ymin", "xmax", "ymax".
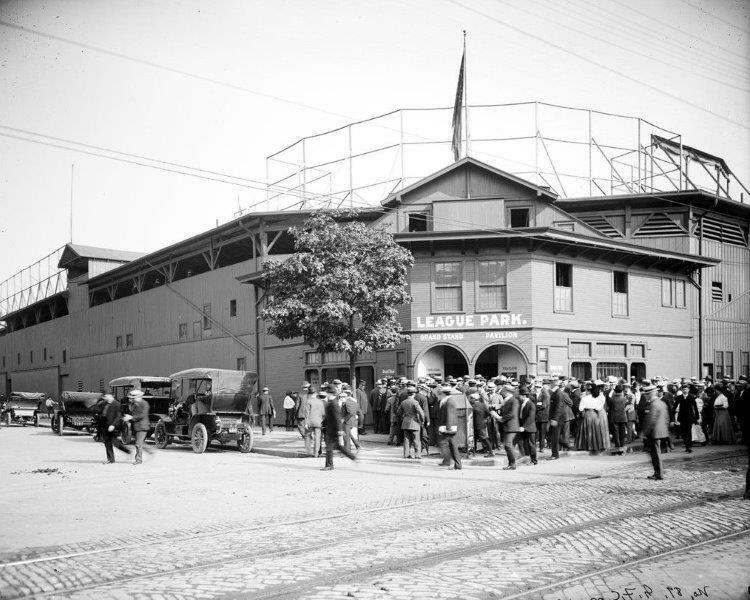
[
  {"xmin": 518, "ymin": 386, "xmax": 538, "ymax": 465},
  {"xmin": 101, "ymin": 394, "xmax": 130, "ymax": 464},
  {"xmin": 257, "ymin": 387, "xmax": 275, "ymax": 435},
  {"xmin": 356, "ymin": 381, "xmax": 369, "ymax": 436},
  {"xmin": 370, "ymin": 381, "xmax": 386, "ymax": 434},
  {"xmin": 437, "ymin": 386, "xmax": 462, "ymax": 470},
  {"xmin": 536, "ymin": 380, "xmax": 550, "ymax": 452},
  {"xmin": 642, "ymin": 383, "xmax": 669, "ymax": 480},
  {"xmin": 321, "ymin": 385, "xmax": 357, "ymax": 471},
  {"xmin": 547, "ymin": 379, "xmax": 571, "ymax": 461},
  {"xmin": 123, "ymin": 389, "xmax": 150, "ymax": 465},
  {"xmin": 491, "ymin": 388, "xmax": 520, "ymax": 470}
]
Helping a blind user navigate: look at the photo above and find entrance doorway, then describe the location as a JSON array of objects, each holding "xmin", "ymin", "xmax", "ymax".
[
  {"xmin": 415, "ymin": 345, "xmax": 469, "ymax": 380},
  {"xmin": 474, "ymin": 344, "xmax": 528, "ymax": 379}
]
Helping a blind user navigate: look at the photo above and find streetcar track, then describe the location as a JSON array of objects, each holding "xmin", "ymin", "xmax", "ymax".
[
  {"xmin": 7, "ymin": 480, "xmax": 744, "ymax": 597},
  {"xmin": 0, "ymin": 449, "xmax": 742, "ymax": 571}
]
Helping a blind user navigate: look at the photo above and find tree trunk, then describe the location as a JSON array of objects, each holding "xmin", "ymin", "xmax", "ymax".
[{"xmin": 349, "ymin": 351, "xmax": 357, "ymax": 390}]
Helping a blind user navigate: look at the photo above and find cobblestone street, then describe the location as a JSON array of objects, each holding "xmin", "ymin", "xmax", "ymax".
[{"xmin": 0, "ymin": 426, "xmax": 747, "ymax": 600}]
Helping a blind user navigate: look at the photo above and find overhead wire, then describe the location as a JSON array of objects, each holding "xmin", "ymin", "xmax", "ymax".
[
  {"xmin": 534, "ymin": 0, "xmax": 750, "ymax": 83},
  {"xmin": 443, "ymin": 0, "xmax": 750, "ymax": 130},
  {"xmin": 673, "ymin": 0, "xmax": 750, "ymax": 35}
]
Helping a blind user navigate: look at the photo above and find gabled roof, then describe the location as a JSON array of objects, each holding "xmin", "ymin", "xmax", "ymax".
[
  {"xmin": 382, "ymin": 156, "xmax": 558, "ymax": 208},
  {"xmin": 58, "ymin": 244, "xmax": 146, "ymax": 269}
]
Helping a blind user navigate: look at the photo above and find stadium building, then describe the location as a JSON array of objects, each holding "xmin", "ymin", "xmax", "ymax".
[{"xmin": 1, "ymin": 104, "xmax": 748, "ymax": 417}]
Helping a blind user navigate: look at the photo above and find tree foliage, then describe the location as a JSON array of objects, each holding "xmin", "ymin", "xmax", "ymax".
[{"xmin": 260, "ymin": 211, "xmax": 413, "ymax": 385}]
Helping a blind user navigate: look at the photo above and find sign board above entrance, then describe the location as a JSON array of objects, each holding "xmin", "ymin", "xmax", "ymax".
[{"xmin": 415, "ymin": 313, "xmax": 528, "ymax": 330}]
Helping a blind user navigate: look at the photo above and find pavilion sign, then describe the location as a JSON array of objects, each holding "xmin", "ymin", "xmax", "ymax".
[{"xmin": 415, "ymin": 313, "xmax": 529, "ymax": 330}]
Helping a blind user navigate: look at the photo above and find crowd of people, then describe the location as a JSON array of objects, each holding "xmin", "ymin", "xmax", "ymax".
[{"xmin": 286, "ymin": 373, "xmax": 750, "ymax": 483}]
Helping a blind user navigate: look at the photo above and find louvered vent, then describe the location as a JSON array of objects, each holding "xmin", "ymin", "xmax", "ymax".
[
  {"xmin": 578, "ymin": 216, "xmax": 622, "ymax": 238},
  {"xmin": 697, "ymin": 217, "xmax": 748, "ymax": 247},
  {"xmin": 633, "ymin": 213, "xmax": 685, "ymax": 237}
]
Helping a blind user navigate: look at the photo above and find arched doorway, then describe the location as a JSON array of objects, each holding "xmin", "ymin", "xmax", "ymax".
[
  {"xmin": 415, "ymin": 345, "xmax": 470, "ymax": 380},
  {"xmin": 474, "ymin": 343, "xmax": 529, "ymax": 380}
]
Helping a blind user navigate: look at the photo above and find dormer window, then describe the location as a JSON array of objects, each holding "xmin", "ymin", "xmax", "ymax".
[
  {"xmin": 510, "ymin": 208, "xmax": 530, "ymax": 228},
  {"xmin": 408, "ymin": 212, "xmax": 430, "ymax": 232}
]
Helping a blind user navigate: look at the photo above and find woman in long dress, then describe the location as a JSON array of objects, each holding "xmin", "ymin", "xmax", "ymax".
[
  {"xmin": 711, "ymin": 387, "xmax": 735, "ymax": 444},
  {"xmin": 575, "ymin": 382, "xmax": 605, "ymax": 452},
  {"xmin": 593, "ymin": 381, "xmax": 611, "ymax": 451}
]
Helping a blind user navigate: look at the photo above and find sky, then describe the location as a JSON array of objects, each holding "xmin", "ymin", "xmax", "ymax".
[{"xmin": 0, "ymin": 0, "xmax": 748, "ymax": 286}]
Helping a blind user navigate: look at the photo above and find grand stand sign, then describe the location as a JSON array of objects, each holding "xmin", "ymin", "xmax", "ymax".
[{"xmin": 414, "ymin": 313, "xmax": 529, "ymax": 342}]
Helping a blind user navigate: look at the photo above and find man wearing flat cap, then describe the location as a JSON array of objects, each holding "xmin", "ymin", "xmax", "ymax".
[{"xmin": 123, "ymin": 389, "xmax": 150, "ymax": 465}]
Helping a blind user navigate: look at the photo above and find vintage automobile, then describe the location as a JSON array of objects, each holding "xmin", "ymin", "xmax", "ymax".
[
  {"xmin": 154, "ymin": 368, "xmax": 256, "ymax": 454},
  {"xmin": 3, "ymin": 392, "xmax": 46, "ymax": 426},
  {"xmin": 109, "ymin": 376, "xmax": 172, "ymax": 443},
  {"xmin": 51, "ymin": 391, "xmax": 101, "ymax": 435}
]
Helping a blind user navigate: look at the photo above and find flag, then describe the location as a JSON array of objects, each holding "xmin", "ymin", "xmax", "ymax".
[{"xmin": 451, "ymin": 50, "xmax": 465, "ymax": 162}]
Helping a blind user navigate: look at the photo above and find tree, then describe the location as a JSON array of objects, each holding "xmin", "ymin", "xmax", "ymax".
[{"xmin": 260, "ymin": 210, "xmax": 413, "ymax": 389}]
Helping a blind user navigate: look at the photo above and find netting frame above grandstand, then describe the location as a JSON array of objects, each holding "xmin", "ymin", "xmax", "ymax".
[{"xmin": 264, "ymin": 101, "xmax": 749, "ymax": 211}]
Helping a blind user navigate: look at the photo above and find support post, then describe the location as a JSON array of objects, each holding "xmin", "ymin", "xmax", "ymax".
[
  {"xmin": 348, "ymin": 124, "xmax": 354, "ymax": 208},
  {"xmin": 637, "ymin": 118, "xmax": 642, "ymax": 192},
  {"xmin": 588, "ymin": 109, "xmax": 592, "ymax": 196}
]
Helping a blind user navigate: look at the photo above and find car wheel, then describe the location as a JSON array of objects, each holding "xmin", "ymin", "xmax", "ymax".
[
  {"xmin": 121, "ymin": 424, "xmax": 132, "ymax": 445},
  {"xmin": 154, "ymin": 423, "xmax": 169, "ymax": 449},
  {"xmin": 238, "ymin": 429, "xmax": 254, "ymax": 453},
  {"xmin": 57, "ymin": 415, "xmax": 65, "ymax": 436},
  {"xmin": 34, "ymin": 414, "xmax": 40, "ymax": 427},
  {"xmin": 191, "ymin": 423, "xmax": 208, "ymax": 454}
]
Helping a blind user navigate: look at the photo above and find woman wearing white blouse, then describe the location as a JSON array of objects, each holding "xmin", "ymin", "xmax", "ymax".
[
  {"xmin": 575, "ymin": 382, "xmax": 607, "ymax": 453},
  {"xmin": 711, "ymin": 388, "xmax": 735, "ymax": 444}
]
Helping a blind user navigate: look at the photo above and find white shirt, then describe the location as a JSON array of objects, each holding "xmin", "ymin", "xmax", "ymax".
[{"xmin": 283, "ymin": 395, "xmax": 295, "ymax": 409}]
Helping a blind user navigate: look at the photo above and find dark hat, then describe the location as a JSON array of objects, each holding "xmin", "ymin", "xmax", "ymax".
[{"xmin": 316, "ymin": 391, "xmax": 327, "ymax": 398}]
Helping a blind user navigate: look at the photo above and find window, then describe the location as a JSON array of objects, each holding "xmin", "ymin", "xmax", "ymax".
[
  {"xmin": 725, "ymin": 352, "xmax": 734, "ymax": 379},
  {"xmin": 203, "ymin": 303, "xmax": 212, "ymax": 330},
  {"xmin": 570, "ymin": 342, "xmax": 591, "ymax": 357},
  {"xmin": 553, "ymin": 221, "xmax": 575, "ymax": 231},
  {"xmin": 408, "ymin": 212, "xmax": 430, "ymax": 232},
  {"xmin": 612, "ymin": 271, "xmax": 628, "ymax": 317},
  {"xmin": 741, "ymin": 352, "xmax": 749, "ymax": 378},
  {"xmin": 675, "ymin": 280, "xmax": 686, "ymax": 308},
  {"xmin": 571, "ymin": 362, "xmax": 592, "ymax": 380},
  {"xmin": 99, "ymin": 379, "xmax": 105, "ymax": 393},
  {"xmin": 77, "ymin": 380, "xmax": 83, "ymax": 392},
  {"xmin": 715, "ymin": 351, "xmax": 724, "ymax": 379},
  {"xmin": 193, "ymin": 321, "xmax": 202, "ymax": 338},
  {"xmin": 554, "ymin": 263, "xmax": 572, "ymax": 312},
  {"xmin": 433, "ymin": 262, "xmax": 462, "ymax": 312},
  {"xmin": 236, "ymin": 357, "xmax": 247, "ymax": 371},
  {"xmin": 630, "ymin": 344, "xmax": 645, "ymax": 359},
  {"xmin": 596, "ymin": 343, "xmax": 626, "ymax": 357},
  {"xmin": 126, "ymin": 334, "xmax": 133, "ymax": 348},
  {"xmin": 178, "ymin": 323, "xmax": 188, "ymax": 339},
  {"xmin": 29, "ymin": 351, "xmax": 33, "ymax": 364},
  {"xmin": 305, "ymin": 352, "xmax": 321, "ymax": 365},
  {"xmin": 43, "ymin": 348, "xmax": 47, "ymax": 361},
  {"xmin": 596, "ymin": 362, "xmax": 627, "ymax": 380},
  {"xmin": 510, "ymin": 208, "xmax": 530, "ymax": 228},
  {"xmin": 62, "ymin": 349, "xmax": 67, "ymax": 363},
  {"xmin": 477, "ymin": 260, "xmax": 507, "ymax": 311},
  {"xmin": 17, "ymin": 353, "xmax": 20, "ymax": 365},
  {"xmin": 537, "ymin": 347, "xmax": 549, "ymax": 373},
  {"xmin": 116, "ymin": 336, "xmax": 122, "ymax": 350},
  {"xmin": 711, "ymin": 281, "xmax": 723, "ymax": 302},
  {"xmin": 661, "ymin": 278, "xmax": 673, "ymax": 307},
  {"xmin": 230, "ymin": 299, "xmax": 237, "ymax": 317}
]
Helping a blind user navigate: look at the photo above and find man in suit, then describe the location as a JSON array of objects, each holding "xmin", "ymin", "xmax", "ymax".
[
  {"xmin": 397, "ymin": 386, "xmax": 424, "ymax": 459},
  {"xmin": 563, "ymin": 380, "xmax": 578, "ymax": 449},
  {"xmin": 123, "ymin": 389, "xmax": 150, "ymax": 465},
  {"xmin": 517, "ymin": 386, "xmax": 537, "ymax": 465},
  {"xmin": 101, "ymin": 394, "xmax": 130, "ymax": 464},
  {"xmin": 674, "ymin": 383, "xmax": 700, "ymax": 453},
  {"xmin": 306, "ymin": 391, "xmax": 327, "ymax": 457},
  {"xmin": 321, "ymin": 386, "xmax": 356, "ymax": 470},
  {"xmin": 256, "ymin": 387, "xmax": 275, "ymax": 435},
  {"xmin": 437, "ymin": 386, "xmax": 462, "ymax": 469},
  {"xmin": 608, "ymin": 383, "xmax": 629, "ymax": 453},
  {"xmin": 370, "ymin": 381, "xmax": 386, "ymax": 434},
  {"xmin": 547, "ymin": 380, "xmax": 572, "ymax": 460},
  {"xmin": 491, "ymin": 388, "xmax": 520, "ymax": 470},
  {"xmin": 468, "ymin": 392, "xmax": 493, "ymax": 457},
  {"xmin": 535, "ymin": 380, "xmax": 550, "ymax": 452},
  {"xmin": 341, "ymin": 391, "xmax": 362, "ymax": 453},
  {"xmin": 642, "ymin": 384, "xmax": 669, "ymax": 480},
  {"xmin": 416, "ymin": 383, "xmax": 431, "ymax": 455},
  {"xmin": 355, "ymin": 381, "xmax": 369, "ymax": 436}
]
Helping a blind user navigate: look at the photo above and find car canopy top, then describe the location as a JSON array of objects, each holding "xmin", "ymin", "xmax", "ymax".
[
  {"xmin": 61, "ymin": 391, "xmax": 102, "ymax": 409},
  {"xmin": 9, "ymin": 392, "xmax": 47, "ymax": 400},
  {"xmin": 169, "ymin": 369, "xmax": 257, "ymax": 396},
  {"xmin": 109, "ymin": 376, "xmax": 172, "ymax": 388}
]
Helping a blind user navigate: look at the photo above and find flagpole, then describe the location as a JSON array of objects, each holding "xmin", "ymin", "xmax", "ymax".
[{"xmin": 463, "ymin": 30, "xmax": 470, "ymax": 158}]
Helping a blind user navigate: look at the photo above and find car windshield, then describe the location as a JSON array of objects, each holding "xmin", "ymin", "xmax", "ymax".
[{"xmin": 142, "ymin": 383, "xmax": 171, "ymax": 396}]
